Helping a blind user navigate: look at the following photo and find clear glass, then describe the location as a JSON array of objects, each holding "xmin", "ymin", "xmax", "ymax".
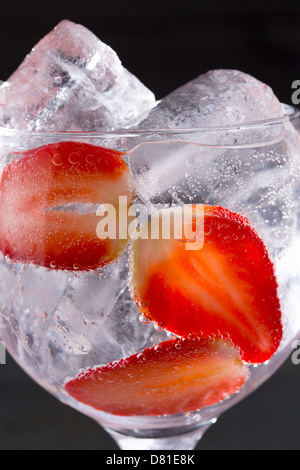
[{"xmin": 0, "ymin": 103, "xmax": 300, "ymax": 451}]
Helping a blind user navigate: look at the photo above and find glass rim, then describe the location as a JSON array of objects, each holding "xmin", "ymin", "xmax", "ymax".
[{"xmin": 0, "ymin": 103, "xmax": 299, "ymax": 139}]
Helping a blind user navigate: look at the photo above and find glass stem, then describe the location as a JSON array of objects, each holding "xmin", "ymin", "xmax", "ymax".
[{"xmin": 107, "ymin": 423, "xmax": 213, "ymax": 451}]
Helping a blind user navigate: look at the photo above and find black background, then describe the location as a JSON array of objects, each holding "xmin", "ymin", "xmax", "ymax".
[{"xmin": 0, "ymin": 0, "xmax": 300, "ymax": 450}]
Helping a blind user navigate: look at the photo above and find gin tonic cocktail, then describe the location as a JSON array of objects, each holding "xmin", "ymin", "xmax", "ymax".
[
  {"xmin": 1, "ymin": 20, "xmax": 300, "ymax": 451},
  {"xmin": 0, "ymin": 106, "xmax": 300, "ymax": 450}
]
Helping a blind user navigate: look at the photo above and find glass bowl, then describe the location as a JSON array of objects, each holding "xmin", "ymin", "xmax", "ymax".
[{"xmin": 0, "ymin": 103, "xmax": 299, "ymax": 450}]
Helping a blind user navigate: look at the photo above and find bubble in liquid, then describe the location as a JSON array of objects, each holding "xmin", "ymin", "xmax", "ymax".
[
  {"xmin": 53, "ymin": 76, "xmax": 63, "ymax": 86},
  {"xmin": 52, "ymin": 154, "xmax": 64, "ymax": 166},
  {"xmin": 139, "ymin": 314, "xmax": 151, "ymax": 325},
  {"xmin": 204, "ymin": 225, "xmax": 212, "ymax": 236},
  {"xmin": 86, "ymin": 154, "xmax": 95, "ymax": 164},
  {"xmin": 213, "ymin": 182, "xmax": 222, "ymax": 193},
  {"xmin": 166, "ymin": 330, "xmax": 176, "ymax": 339},
  {"xmin": 35, "ymin": 306, "xmax": 48, "ymax": 319},
  {"xmin": 154, "ymin": 323, "xmax": 165, "ymax": 332},
  {"xmin": 185, "ymin": 155, "xmax": 197, "ymax": 168},
  {"xmin": 69, "ymin": 152, "xmax": 80, "ymax": 165}
]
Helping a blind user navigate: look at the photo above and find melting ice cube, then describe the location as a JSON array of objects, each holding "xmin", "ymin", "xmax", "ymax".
[
  {"xmin": 134, "ymin": 69, "xmax": 284, "ymax": 129},
  {"xmin": 1, "ymin": 20, "xmax": 155, "ymax": 131},
  {"xmin": 129, "ymin": 69, "xmax": 285, "ymax": 203},
  {"xmin": 128, "ymin": 69, "xmax": 296, "ymax": 255}
]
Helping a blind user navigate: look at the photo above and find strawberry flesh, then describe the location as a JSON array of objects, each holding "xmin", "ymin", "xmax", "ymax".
[
  {"xmin": 130, "ymin": 205, "xmax": 282, "ymax": 364},
  {"xmin": 0, "ymin": 141, "xmax": 133, "ymax": 271},
  {"xmin": 64, "ymin": 336, "xmax": 249, "ymax": 416}
]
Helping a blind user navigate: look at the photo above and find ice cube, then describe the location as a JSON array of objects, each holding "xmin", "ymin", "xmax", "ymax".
[
  {"xmin": 135, "ymin": 69, "xmax": 284, "ymax": 129},
  {"xmin": 129, "ymin": 70, "xmax": 284, "ymax": 202},
  {"xmin": 2, "ymin": 20, "xmax": 155, "ymax": 131},
  {"xmin": 0, "ymin": 255, "xmax": 134, "ymax": 385},
  {"xmin": 128, "ymin": 70, "xmax": 296, "ymax": 255},
  {"xmin": 105, "ymin": 286, "xmax": 153, "ymax": 358}
]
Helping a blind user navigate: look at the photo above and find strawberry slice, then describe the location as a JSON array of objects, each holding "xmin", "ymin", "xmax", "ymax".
[
  {"xmin": 0, "ymin": 141, "xmax": 134, "ymax": 271},
  {"xmin": 65, "ymin": 336, "xmax": 249, "ymax": 416},
  {"xmin": 130, "ymin": 205, "xmax": 282, "ymax": 364}
]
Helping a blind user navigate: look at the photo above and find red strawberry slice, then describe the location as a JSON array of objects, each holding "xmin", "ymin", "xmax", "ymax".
[
  {"xmin": 65, "ymin": 336, "xmax": 249, "ymax": 416},
  {"xmin": 130, "ymin": 205, "xmax": 282, "ymax": 364},
  {"xmin": 0, "ymin": 141, "xmax": 134, "ymax": 271}
]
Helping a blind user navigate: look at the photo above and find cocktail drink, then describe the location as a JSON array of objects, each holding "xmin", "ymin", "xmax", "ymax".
[{"xmin": 0, "ymin": 21, "xmax": 300, "ymax": 451}]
